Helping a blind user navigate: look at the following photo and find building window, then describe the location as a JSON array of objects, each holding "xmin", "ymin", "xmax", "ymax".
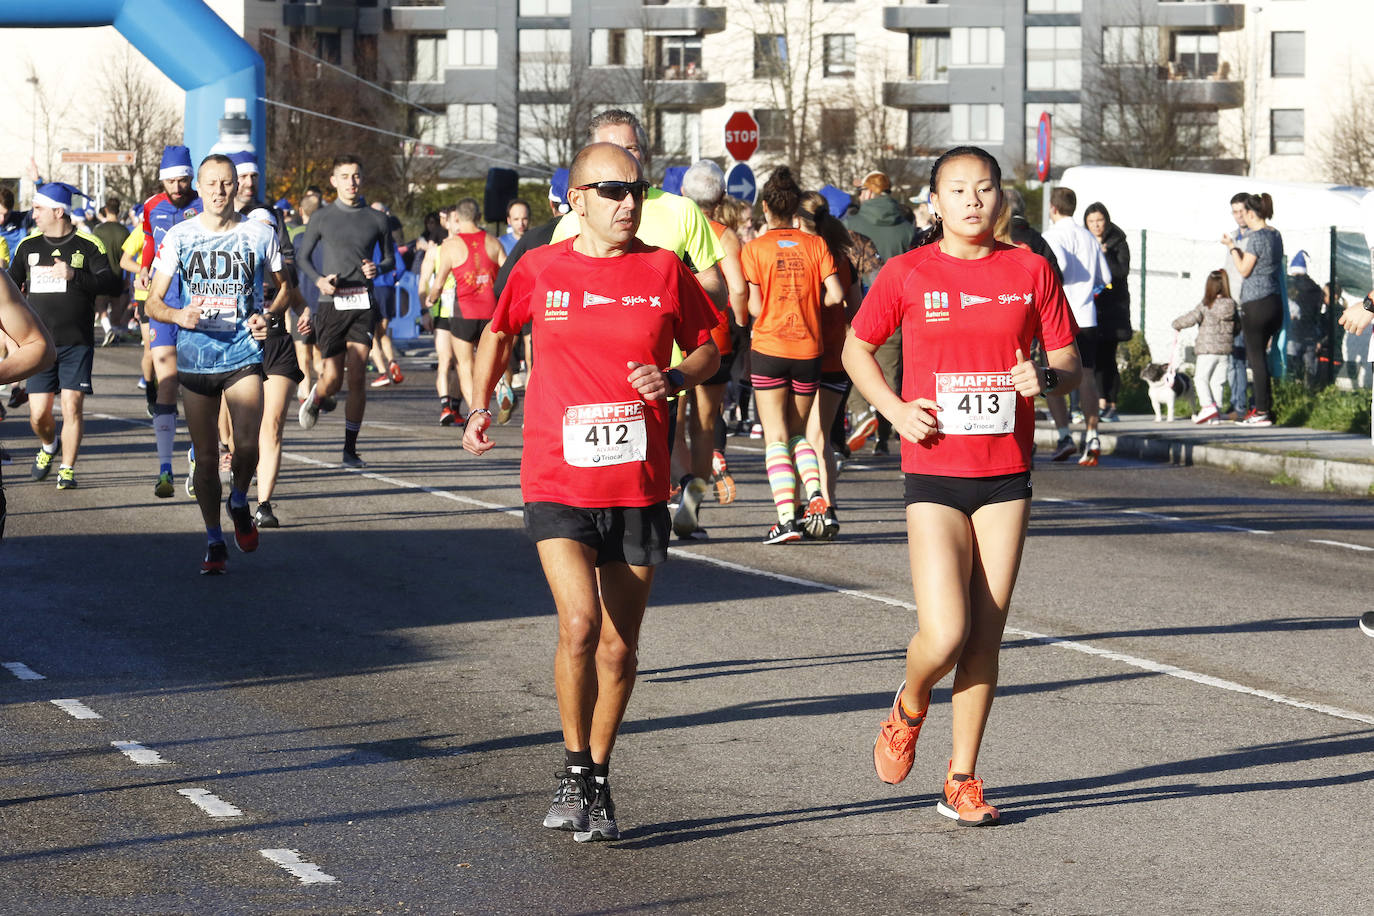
[
  {"xmin": 1171, "ymin": 32, "xmax": 1219, "ymax": 79},
  {"xmin": 519, "ymin": 0, "xmax": 570, "ymax": 16},
  {"xmin": 655, "ymin": 110, "xmax": 701, "ymax": 156},
  {"xmin": 1025, "ymin": 26, "xmax": 1080, "ymax": 90},
  {"xmin": 1270, "ymin": 109, "xmax": 1304, "ymax": 155},
  {"xmin": 449, "ymin": 104, "xmax": 498, "ymax": 143},
  {"xmin": 1025, "ymin": 103, "xmax": 1081, "ymax": 168},
  {"xmin": 591, "ymin": 29, "xmax": 639, "ymax": 67},
  {"xmin": 315, "ymin": 30, "xmax": 342, "ymax": 66},
  {"xmin": 410, "ymin": 35, "xmax": 444, "ymax": 82},
  {"xmin": 821, "ymin": 108, "xmax": 856, "ymax": 150},
  {"xmin": 448, "ymin": 29, "xmax": 498, "ymax": 69},
  {"xmin": 519, "ymin": 29, "xmax": 571, "ymax": 92},
  {"xmin": 823, "ymin": 34, "xmax": 856, "ymax": 78},
  {"xmin": 755, "ymin": 108, "xmax": 789, "ymax": 151},
  {"xmin": 656, "ymin": 35, "xmax": 702, "ymax": 79},
  {"xmin": 1271, "ymin": 31, "xmax": 1304, "ymax": 77},
  {"xmin": 950, "ymin": 27, "xmax": 1004, "ymax": 68},
  {"xmin": 1103, "ymin": 26, "xmax": 1159, "ymax": 67},
  {"xmin": 951, "ymin": 103, "xmax": 1004, "ymax": 144},
  {"xmin": 1027, "ymin": 0, "xmax": 1081, "ymax": 11},
  {"xmin": 755, "ymin": 34, "xmax": 788, "ymax": 79},
  {"xmin": 519, "ymin": 103, "xmax": 571, "ymax": 165},
  {"xmin": 910, "ymin": 32, "xmax": 950, "ymax": 82},
  {"xmin": 909, "ymin": 107, "xmax": 951, "ymax": 155},
  {"xmin": 411, "ymin": 111, "xmax": 445, "ymax": 148}
]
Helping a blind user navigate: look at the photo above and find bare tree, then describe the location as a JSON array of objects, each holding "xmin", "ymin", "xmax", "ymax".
[
  {"xmin": 1323, "ymin": 78, "xmax": 1374, "ymax": 186},
  {"xmin": 24, "ymin": 63, "xmax": 70, "ymax": 185},
  {"xmin": 1068, "ymin": 15, "xmax": 1229, "ymax": 170},
  {"xmin": 812, "ymin": 66, "xmax": 933, "ymax": 193},
  {"xmin": 100, "ymin": 48, "xmax": 183, "ymax": 207}
]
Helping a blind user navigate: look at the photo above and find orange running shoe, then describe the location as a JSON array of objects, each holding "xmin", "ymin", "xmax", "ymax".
[
  {"xmin": 937, "ymin": 767, "xmax": 1000, "ymax": 826},
  {"xmin": 873, "ymin": 681, "xmax": 926, "ymax": 785}
]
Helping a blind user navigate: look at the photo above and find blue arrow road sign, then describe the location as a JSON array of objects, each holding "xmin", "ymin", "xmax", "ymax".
[{"xmin": 727, "ymin": 163, "xmax": 756, "ymax": 204}]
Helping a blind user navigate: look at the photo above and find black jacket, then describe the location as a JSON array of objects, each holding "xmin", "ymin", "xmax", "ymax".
[{"xmin": 1095, "ymin": 222, "xmax": 1132, "ymax": 339}]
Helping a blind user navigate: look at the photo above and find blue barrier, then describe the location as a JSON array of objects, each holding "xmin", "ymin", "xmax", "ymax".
[
  {"xmin": 391, "ymin": 271, "xmax": 421, "ymax": 342},
  {"xmin": 9, "ymin": 1, "xmax": 266, "ymax": 168}
]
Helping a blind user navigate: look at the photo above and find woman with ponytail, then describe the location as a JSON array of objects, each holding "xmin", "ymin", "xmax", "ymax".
[
  {"xmin": 741, "ymin": 166, "xmax": 846, "ymax": 543},
  {"xmin": 844, "ymin": 146, "xmax": 1080, "ymax": 826},
  {"xmin": 1222, "ymin": 192, "xmax": 1283, "ymax": 425}
]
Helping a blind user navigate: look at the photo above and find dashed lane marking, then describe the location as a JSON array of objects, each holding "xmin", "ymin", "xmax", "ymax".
[
  {"xmin": 50, "ymin": 699, "xmax": 102, "ymax": 720},
  {"xmin": 177, "ymin": 788, "xmax": 244, "ymax": 818},
  {"xmin": 1310, "ymin": 539, "xmax": 1374, "ymax": 552},
  {"xmin": 259, "ymin": 848, "xmax": 339, "ymax": 885},
  {"xmin": 111, "ymin": 740, "xmax": 170, "ymax": 766},
  {"xmin": 3, "ymin": 661, "xmax": 45, "ymax": 680}
]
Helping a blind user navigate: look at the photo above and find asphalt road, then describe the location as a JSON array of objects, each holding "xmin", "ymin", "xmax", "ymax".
[{"xmin": 3, "ymin": 345, "xmax": 1373, "ymax": 915}]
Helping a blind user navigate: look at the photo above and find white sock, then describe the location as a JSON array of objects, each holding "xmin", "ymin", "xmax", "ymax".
[
  {"xmin": 154, "ymin": 413, "xmax": 175, "ymax": 466},
  {"xmin": 42, "ymin": 441, "xmax": 58, "ymax": 455}
]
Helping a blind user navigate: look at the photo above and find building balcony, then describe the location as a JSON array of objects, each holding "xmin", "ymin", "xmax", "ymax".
[
  {"xmin": 882, "ymin": 81, "xmax": 950, "ymax": 109},
  {"xmin": 1155, "ymin": 1, "xmax": 1245, "ymax": 31},
  {"xmin": 282, "ymin": 1, "xmax": 359, "ymax": 30},
  {"xmin": 388, "ymin": 4, "xmax": 445, "ymax": 31},
  {"xmin": 641, "ymin": 1, "xmax": 726, "ymax": 34},
  {"xmin": 883, "ymin": 3, "xmax": 950, "ymax": 33},
  {"xmin": 1161, "ymin": 61, "xmax": 1244, "ymax": 108},
  {"xmin": 646, "ymin": 75, "xmax": 726, "ymax": 108}
]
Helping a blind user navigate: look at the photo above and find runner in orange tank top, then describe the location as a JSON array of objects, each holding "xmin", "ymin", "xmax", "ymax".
[{"xmin": 427, "ymin": 198, "xmax": 506, "ymax": 423}]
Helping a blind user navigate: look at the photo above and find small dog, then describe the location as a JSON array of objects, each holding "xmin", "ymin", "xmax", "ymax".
[{"xmin": 1141, "ymin": 363, "xmax": 1194, "ymax": 422}]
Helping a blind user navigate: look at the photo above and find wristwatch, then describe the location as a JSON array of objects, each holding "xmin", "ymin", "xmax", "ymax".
[
  {"xmin": 665, "ymin": 367, "xmax": 686, "ymax": 395},
  {"xmin": 1362, "ymin": 295, "xmax": 1373, "ymax": 314},
  {"xmin": 1040, "ymin": 366, "xmax": 1059, "ymax": 393}
]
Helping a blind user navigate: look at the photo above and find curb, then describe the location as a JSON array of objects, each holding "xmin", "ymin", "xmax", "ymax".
[{"xmin": 1034, "ymin": 427, "xmax": 1374, "ymax": 496}]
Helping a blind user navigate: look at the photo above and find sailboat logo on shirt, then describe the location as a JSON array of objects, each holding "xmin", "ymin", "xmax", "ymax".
[
  {"xmin": 583, "ymin": 291, "xmax": 617, "ymax": 308},
  {"xmin": 960, "ymin": 292, "xmax": 992, "ymax": 309}
]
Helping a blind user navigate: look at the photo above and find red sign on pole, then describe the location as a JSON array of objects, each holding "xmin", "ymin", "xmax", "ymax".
[
  {"xmin": 724, "ymin": 111, "xmax": 759, "ymax": 162},
  {"xmin": 1036, "ymin": 112, "xmax": 1052, "ymax": 182}
]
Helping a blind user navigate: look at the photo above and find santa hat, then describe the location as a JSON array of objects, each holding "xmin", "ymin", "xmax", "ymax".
[
  {"xmin": 228, "ymin": 150, "xmax": 259, "ymax": 176},
  {"xmin": 549, "ymin": 168, "xmax": 570, "ymax": 214},
  {"xmin": 33, "ymin": 182, "xmax": 87, "ymax": 213},
  {"xmin": 159, "ymin": 145, "xmax": 193, "ymax": 180},
  {"xmin": 1289, "ymin": 250, "xmax": 1309, "ymax": 274}
]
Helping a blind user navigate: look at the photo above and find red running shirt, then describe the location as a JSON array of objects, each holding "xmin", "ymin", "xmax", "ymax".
[
  {"xmin": 492, "ymin": 238, "xmax": 720, "ymax": 507},
  {"xmin": 851, "ymin": 242, "xmax": 1078, "ymax": 477},
  {"xmin": 452, "ymin": 231, "xmax": 499, "ymax": 320}
]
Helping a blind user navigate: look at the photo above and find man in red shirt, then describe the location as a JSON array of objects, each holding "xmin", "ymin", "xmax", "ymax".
[{"xmin": 463, "ymin": 142, "xmax": 720, "ymax": 843}]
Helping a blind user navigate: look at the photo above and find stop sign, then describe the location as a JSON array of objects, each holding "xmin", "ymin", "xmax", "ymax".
[{"xmin": 724, "ymin": 111, "xmax": 759, "ymax": 162}]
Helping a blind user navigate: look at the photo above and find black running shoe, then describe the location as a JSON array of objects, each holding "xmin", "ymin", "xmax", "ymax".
[
  {"xmin": 574, "ymin": 780, "xmax": 620, "ymax": 843},
  {"xmin": 254, "ymin": 502, "xmax": 279, "ymax": 529},
  {"xmin": 764, "ymin": 518, "xmax": 803, "ymax": 544},
  {"xmin": 7, "ymin": 386, "xmax": 27, "ymax": 409},
  {"xmin": 201, "ymin": 541, "xmax": 228, "ymax": 575},
  {"xmin": 341, "ymin": 450, "xmax": 366, "ymax": 468},
  {"xmin": 543, "ymin": 768, "xmax": 592, "ymax": 832}
]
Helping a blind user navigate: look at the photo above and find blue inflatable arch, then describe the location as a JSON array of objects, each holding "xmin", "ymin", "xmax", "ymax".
[{"xmin": 8, "ymin": 0, "xmax": 265, "ymax": 170}]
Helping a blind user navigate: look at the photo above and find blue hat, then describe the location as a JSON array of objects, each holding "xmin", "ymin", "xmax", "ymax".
[
  {"xmin": 159, "ymin": 145, "xmax": 193, "ymax": 180},
  {"xmin": 228, "ymin": 150, "xmax": 259, "ymax": 176},
  {"xmin": 549, "ymin": 168, "xmax": 570, "ymax": 212},
  {"xmin": 274, "ymin": 197, "xmax": 291, "ymax": 211},
  {"xmin": 33, "ymin": 182, "xmax": 87, "ymax": 212},
  {"xmin": 818, "ymin": 184, "xmax": 852, "ymax": 218},
  {"xmin": 661, "ymin": 166, "xmax": 688, "ymax": 197},
  {"xmin": 1289, "ymin": 250, "xmax": 1308, "ymax": 274}
]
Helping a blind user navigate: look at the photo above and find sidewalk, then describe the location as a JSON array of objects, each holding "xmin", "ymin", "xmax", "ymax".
[{"xmin": 1036, "ymin": 415, "xmax": 1374, "ymax": 495}]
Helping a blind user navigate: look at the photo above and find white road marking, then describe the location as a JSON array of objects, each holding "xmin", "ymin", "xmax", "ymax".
[
  {"xmin": 177, "ymin": 788, "xmax": 244, "ymax": 818},
  {"xmin": 111, "ymin": 740, "xmax": 170, "ymax": 766},
  {"xmin": 100, "ymin": 408, "xmax": 1374, "ymax": 727},
  {"xmin": 669, "ymin": 549, "xmax": 1374, "ymax": 727},
  {"xmin": 50, "ymin": 699, "xmax": 102, "ymax": 720},
  {"xmin": 1039, "ymin": 497, "xmax": 1273, "ymax": 535},
  {"xmin": 3, "ymin": 661, "xmax": 45, "ymax": 680},
  {"xmin": 1310, "ymin": 539, "xmax": 1374, "ymax": 552},
  {"xmin": 259, "ymin": 848, "xmax": 339, "ymax": 885}
]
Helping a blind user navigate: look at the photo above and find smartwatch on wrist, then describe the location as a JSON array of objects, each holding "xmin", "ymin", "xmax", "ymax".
[
  {"xmin": 1040, "ymin": 366, "xmax": 1059, "ymax": 393},
  {"xmin": 1363, "ymin": 295, "xmax": 1374, "ymax": 314},
  {"xmin": 665, "ymin": 368, "xmax": 686, "ymax": 395}
]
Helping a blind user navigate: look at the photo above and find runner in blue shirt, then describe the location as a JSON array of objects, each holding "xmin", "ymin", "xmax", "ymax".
[{"xmin": 145, "ymin": 154, "xmax": 291, "ymax": 575}]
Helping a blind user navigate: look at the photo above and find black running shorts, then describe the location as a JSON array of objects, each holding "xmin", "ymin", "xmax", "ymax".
[
  {"xmin": 316, "ymin": 298, "xmax": 375, "ymax": 358},
  {"xmin": 179, "ymin": 363, "xmax": 265, "ymax": 399},
  {"xmin": 524, "ymin": 501, "xmax": 670, "ymax": 568},
  {"xmin": 261, "ymin": 331, "xmax": 304, "ymax": 383},
  {"xmin": 451, "ymin": 317, "xmax": 489, "ymax": 344},
  {"xmin": 701, "ymin": 349, "xmax": 736, "ymax": 388},
  {"xmin": 904, "ymin": 472, "xmax": 1032, "ymax": 517}
]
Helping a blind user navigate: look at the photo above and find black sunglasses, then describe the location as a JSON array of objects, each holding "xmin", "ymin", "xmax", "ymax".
[{"xmin": 574, "ymin": 180, "xmax": 650, "ymax": 201}]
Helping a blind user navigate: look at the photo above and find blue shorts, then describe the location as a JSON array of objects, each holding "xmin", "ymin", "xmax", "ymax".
[
  {"xmin": 149, "ymin": 317, "xmax": 179, "ymax": 349},
  {"xmin": 29, "ymin": 344, "xmax": 94, "ymax": 395}
]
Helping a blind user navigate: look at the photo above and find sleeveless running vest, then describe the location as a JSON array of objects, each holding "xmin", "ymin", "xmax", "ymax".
[{"xmin": 452, "ymin": 231, "xmax": 498, "ymax": 320}]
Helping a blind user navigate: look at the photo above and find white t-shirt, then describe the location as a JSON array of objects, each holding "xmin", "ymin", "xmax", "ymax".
[{"xmin": 1043, "ymin": 217, "xmax": 1111, "ymax": 329}]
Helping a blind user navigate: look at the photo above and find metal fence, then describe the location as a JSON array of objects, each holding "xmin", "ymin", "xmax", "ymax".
[{"xmin": 1128, "ymin": 227, "xmax": 1373, "ymax": 387}]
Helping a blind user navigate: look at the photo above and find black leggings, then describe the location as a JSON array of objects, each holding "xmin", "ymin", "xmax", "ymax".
[
  {"xmin": 1241, "ymin": 294, "xmax": 1283, "ymax": 413},
  {"xmin": 1094, "ymin": 336, "xmax": 1122, "ymax": 404}
]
